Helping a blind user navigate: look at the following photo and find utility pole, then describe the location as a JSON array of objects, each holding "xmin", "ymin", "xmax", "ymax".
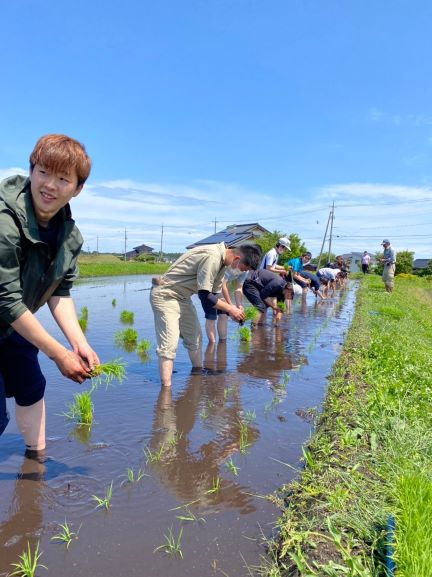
[
  {"xmin": 124, "ymin": 228, "xmax": 127, "ymax": 262},
  {"xmin": 159, "ymin": 224, "xmax": 164, "ymax": 262},
  {"xmin": 316, "ymin": 209, "xmax": 332, "ymax": 270},
  {"xmin": 96, "ymin": 235, "xmax": 99, "ymax": 253},
  {"xmin": 328, "ymin": 201, "xmax": 335, "ymax": 263},
  {"xmin": 214, "ymin": 218, "xmax": 217, "ymax": 233}
]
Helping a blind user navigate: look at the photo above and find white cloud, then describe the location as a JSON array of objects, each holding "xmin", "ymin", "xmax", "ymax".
[{"xmin": 1, "ymin": 167, "xmax": 431, "ymax": 258}]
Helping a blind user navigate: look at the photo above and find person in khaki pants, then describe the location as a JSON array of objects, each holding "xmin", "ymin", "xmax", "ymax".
[
  {"xmin": 150, "ymin": 243, "xmax": 261, "ymax": 387},
  {"xmin": 380, "ymin": 239, "xmax": 396, "ymax": 293}
]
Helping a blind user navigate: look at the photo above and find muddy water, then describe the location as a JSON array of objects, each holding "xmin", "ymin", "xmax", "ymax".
[{"xmin": 0, "ymin": 276, "xmax": 356, "ymax": 577}]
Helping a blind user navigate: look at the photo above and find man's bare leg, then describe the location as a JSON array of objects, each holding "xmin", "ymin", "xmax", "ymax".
[
  {"xmin": 205, "ymin": 319, "xmax": 217, "ymax": 343},
  {"xmin": 188, "ymin": 348, "xmax": 203, "ymax": 373},
  {"xmin": 159, "ymin": 357, "xmax": 174, "ymax": 387},
  {"xmin": 217, "ymin": 315, "xmax": 228, "ymax": 340},
  {"xmin": 15, "ymin": 398, "xmax": 46, "ymax": 451}
]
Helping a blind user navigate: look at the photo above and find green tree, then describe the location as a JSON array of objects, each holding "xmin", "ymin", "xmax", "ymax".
[
  {"xmin": 395, "ymin": 250, "xmax": 414, "ymax": 275},
  {"xmin": 255, "ymin": 231, "xmax": 308, "ymax": 266},
  {"xmin": 374, "ymin": 251, "xmax": 384, "ymax": 276}
]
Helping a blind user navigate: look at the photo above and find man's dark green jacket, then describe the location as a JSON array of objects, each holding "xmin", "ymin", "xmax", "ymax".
[{"xmin": 0, "ymin": 175, "xmax": 83, "ymax": 338}]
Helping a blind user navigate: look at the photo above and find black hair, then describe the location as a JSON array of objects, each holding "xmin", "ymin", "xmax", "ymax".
[{"xmin": 237, "ymin": 244, "xmax": 262, "ymax": 270}]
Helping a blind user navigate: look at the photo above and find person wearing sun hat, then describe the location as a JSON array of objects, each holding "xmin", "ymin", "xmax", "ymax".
[
  {"xmin": 259, "ymin": 236, "xmax": 290, "ymax": 274},
  {"xmin": 379, "ymin": 239, "xmax": 396, "ymax": 293}
]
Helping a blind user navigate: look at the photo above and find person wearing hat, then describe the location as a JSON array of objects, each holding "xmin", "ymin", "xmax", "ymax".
[
  {"xmin": 259, "ymin": 237, "xmax": 290, "ymax": 274},
  {"xmin": 379, "ymin": 239, "xmax": 396, "ymax": 293}
]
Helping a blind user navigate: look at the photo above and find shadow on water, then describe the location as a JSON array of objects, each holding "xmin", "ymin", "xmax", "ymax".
[{"xmin": 0, "ymin": 276, "xmax": 357, "ymax": 577}]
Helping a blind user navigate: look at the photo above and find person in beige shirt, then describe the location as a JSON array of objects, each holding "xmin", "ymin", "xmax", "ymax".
[{"xmin": 150, "ymin": 243, "xmax": 262, "ymax": 387}]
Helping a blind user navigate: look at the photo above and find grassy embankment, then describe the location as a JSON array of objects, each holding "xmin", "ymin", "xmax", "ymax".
[
  {"xmin": 77, "ymin": 254, "xmax": 169, "ymax": 278},
  {"xmin": 266, "ymin": 274, "xmax": 432, "ymax": 577}
]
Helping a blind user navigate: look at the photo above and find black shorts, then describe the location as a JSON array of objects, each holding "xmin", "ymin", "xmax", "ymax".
[
  {"xmin": 201, "ymin": 293, "xmax": 227, "ymax": 321},
  {"xmin": 0, "ymin": 332, "xmax": 46, "ymax": 434}
]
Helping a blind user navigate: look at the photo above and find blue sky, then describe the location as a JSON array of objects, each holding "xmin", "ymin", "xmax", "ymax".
[{"xmin": 1, "ymin": 0, "xmax": 432, "ymax": 257}]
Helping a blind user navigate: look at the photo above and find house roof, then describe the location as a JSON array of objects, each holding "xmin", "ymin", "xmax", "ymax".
[
  {"xmin": 132, "ymin": 244, "xmax": 154, "ymax": 252},
  {"xmin": 187, "ymin": 223, "xmax": 270, "ymax": 249},
  {"xmin": 413, "ymin": 258, "xmax": 431, "ymax": 269}
]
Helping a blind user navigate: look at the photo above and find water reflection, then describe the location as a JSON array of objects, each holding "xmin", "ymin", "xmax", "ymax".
[{"xmin": 148, "ymin": 373, "xmax": 258, "ymax": 513}]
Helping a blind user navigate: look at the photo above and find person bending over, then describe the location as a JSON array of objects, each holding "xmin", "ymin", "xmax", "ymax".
[
  {"xmin": 150, "ymin": 243, "xmax": 262, "ymax": 387},
  {"xmin": 0, "ymin": 134, "xmax": 99, "ymax": 457},
  {"xmin": 243, "ymin": 269, "xmax": 294, "ymax": 327}
]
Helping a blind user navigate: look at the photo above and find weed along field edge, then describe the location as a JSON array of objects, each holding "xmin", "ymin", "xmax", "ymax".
[{"xmin": 268, "ymin": 275, "xmax": 432, "ymax": 577}]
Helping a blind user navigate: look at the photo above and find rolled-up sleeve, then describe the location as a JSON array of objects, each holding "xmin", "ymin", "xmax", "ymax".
[{"xmin": 0, "ymin": 211, "xmax": 28, "ymax": 323}]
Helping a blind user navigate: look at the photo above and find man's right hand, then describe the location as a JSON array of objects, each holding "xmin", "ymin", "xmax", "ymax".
[
  {"xmin": 228, "ymin": 305, "xmax": 245, "ymax": 323},
  {"xmin": 53, "ymin": 349, "xmax": 91, "ymax": 383}
]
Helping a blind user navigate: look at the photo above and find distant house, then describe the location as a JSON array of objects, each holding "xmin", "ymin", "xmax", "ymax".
[
  {"xmin": 186, "ymin": 223, "xmax": 270, "ymax": 249},
  {"xmin": 413, "ymin": 258, "xmax": 431, "ymax": 272},
  {"xmin": 125, "ymin": 244, "xmax": 154, "ymax": 261}
]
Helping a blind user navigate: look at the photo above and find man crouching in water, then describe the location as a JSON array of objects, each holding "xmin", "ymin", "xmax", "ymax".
[{"xmin": 150, "ymin": 244, "xmax": 262, "ymax": 387}]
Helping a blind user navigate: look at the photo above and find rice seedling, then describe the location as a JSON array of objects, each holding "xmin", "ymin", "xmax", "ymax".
[
  {"xmin": 80, "ymin": 306, "xmax": 88, "ymax": 320},
  {"xmin": 121, "ymin": 467, "xmax": 147, "ymax": 485},
  {"xmin": 143, "ymin": 443, "xmax": 166, "ymax": 463},
  {"xmin": 89, "ymin": 359, "xmax": 126, "ymax": 388},
  {"xmin": 206, "ymin": 399, "xmax": 214, "ymax": 409},
  {"xmin": 154, "ymin": 526, "xmax": 184, "ymax": 558},
  {"xmin": 239, "ymin": 420, "xmax": 251, "ymax": 454},
  {"xmin": 199, "ymin": 408, "xmax": 209, "ymax": 420},
  {"xmin": 243, "ymin": 306, "xmax": 260, "ymax": 322},
  {"xmin": 114, "ymin": 328, "xmax": 138, "ymax": 352},
  {"xmin": 174, "ymin": 507, "xmax": 206, "ymax": 524},
  {"xmin": 51, "ymin": 520, "xmax": 80, "ymax": 549},
  {"xmin": 120, "ymin": 310, "xmax": 134, "ymax": 324},
  {"xmin": 277, "ymin": 301, "xmax": 286, "ymax": 313},
  {"xmin": 274, "ymin": 371, "xmax": 289, "ymax": 391},
  {"xmin": 225, "ymin": 458, "xmax": 240, "ymax": 476},
  {"xmin": 78, "ymin": 317, "xmax": 87, "ymax": 333},
  {"xmin": 8, "ymin": 541, "xmax": 46, "ymax": 577},
  {"xmin": 238, "ymin": 326, "xmax": 251, "ymax": 342},
  {"xmin": 111, "ymin": 298, "xmax": 116, "ymax": 307},
  {"xmin": 92, "ymin": 481, "xmax": 113, "ymax": 510},
  {"xmin": 243, "ymin": 409, "xmax": 256, "ymax": 424},
  {"xmin": 63, "ymin": 391, "xmax": 93, "ymax": 426},
  {"xmin": 136, "ymin": 339, "xmax": 151, "ymax": 359},
  {"xmin": 206, "ymin": 475, "xmax": 222, "ymax": 494},
  {"xmin": 166, "ymin": 431, "xmax": 183, "ymax": 447}
]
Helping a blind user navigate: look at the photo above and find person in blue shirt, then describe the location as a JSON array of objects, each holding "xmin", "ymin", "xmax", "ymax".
[{"xmin": 286, "ymin": 252, "xmax": 325, "ymax": 300}]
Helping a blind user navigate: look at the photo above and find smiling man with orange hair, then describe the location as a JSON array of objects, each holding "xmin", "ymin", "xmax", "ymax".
[{"xmin": 0, "ymin": 134, "xmax": 99, "ymax": 458}]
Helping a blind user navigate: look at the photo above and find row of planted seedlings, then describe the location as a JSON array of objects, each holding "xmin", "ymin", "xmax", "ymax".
[
  {"xmin": 10, "ymin": 401, "xmax": 264, "ymax": 572},
  {"xmin": 6, "ymin": 304, "xmax": 156, "ymax": 575},
  {"xmin": 7, "ymin": 302, "xmax": 297, "ymax": 573}
]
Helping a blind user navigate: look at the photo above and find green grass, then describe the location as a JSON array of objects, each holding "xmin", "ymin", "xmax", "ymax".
[
  {"xmin": 77, "ymin": 254, "xmax": 169, "ymax": 278},
  {"xmin": 393, "ymin": 474, "xmax": 432, "ymax": 575},
  {"xmin": 266, "ymin": 276, "xmax": 432, "ymax": 576}
]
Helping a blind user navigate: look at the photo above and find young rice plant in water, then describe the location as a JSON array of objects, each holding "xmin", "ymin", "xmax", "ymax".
[
  {"xmin": 51, "ymin": 520, "xmax": 80, "ymax": 549},
  {"xmin": 120, "ymin": 310, "xmax": 134, "ymax": 324},
  {"xmin": 238, "ymin": 326, "xmax": 251, "ymax": 342},
  {"xmin": 115, "ymin": 328, "xmax": 138, "ymax": 352},
  {"xmin": 9, "ymin": 541, "xmax": 46, "ymax": 577},
  {"xmin": 92, "ymin": 481, "xmax": 113, "ymax": 510},
  {"xmin": 89, "ymin": 359, "xmax": 126, "ymax": 388},
  {"xmin": 64, "ymin": 391, "xmax": 93, "ymax": 426}
]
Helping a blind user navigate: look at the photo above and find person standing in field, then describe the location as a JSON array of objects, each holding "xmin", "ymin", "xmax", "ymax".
[
  {"xmin": 0, "ymin": 134, "xmax": 99, "ymax": 458},
  {"xmin": 380, "ymin": 239, "xmax": 396, "ymax": 293},
  {"xmin": 361, "ymin": 251, "xmax": 371, "ymax": 274},
  {"xmin": 150, "ymin": 243, "xmax": 262, "ymax": 387}
]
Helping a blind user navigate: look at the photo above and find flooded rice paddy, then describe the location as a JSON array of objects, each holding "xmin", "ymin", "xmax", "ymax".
[{"xmin": 0, "ymin": 276, "xmax": 356, "ymax": 577}]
